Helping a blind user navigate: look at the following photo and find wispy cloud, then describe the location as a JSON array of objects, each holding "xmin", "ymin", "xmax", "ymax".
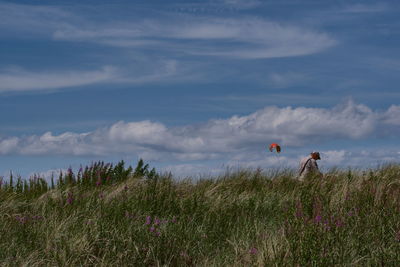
[
  {"xmin": 0, "ymin": 2, "xmax": 75, "ymax": 35},
  {"xmin": 0, "ymin": 3, "xmax": 336, "ymax": 60},
  {"xmin": 0, "ymin": 59, "xmax": 180, "ymax": 93},
  {"xmin": 342, "ymin": 3, "xmax": 388, "ymax": 13},
  {"xmin": 53, "ymin": 17, "xmax": 336, "ymax": 59},
  {"xmin": 218, "ymin": 0, "xmax": 262, "ymax": 10},
  {"xmin": 266, "ymin": 72, "xmax": 309, "ymax": 88},
  {"xmin": 0, "ymin": 66, "xmax": 117, "ymax": 92}
]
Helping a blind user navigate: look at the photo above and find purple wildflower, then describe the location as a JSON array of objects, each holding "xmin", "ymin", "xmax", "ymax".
[
  {"xmin": 154, "ymin": 217, "xmax": 161, "ymax": 225},
  {"xmin": 171, "ymin": 216, "xmax": 177, "ymax": 223},
  {"xmin": 155, "ymin": 231, "xmax": 161, "ymax": 237},
  {"xmin": 15, "ymin": 215, "xmax": 29, "ymax": 224},
  {"xmin": 67, "ymin": 192, "xmax": 74, "ymax": 205},
  {"xmin": 335, "ymin": 219, "xmax": 344, "ymax": 228},
  {"xmin": 180, "ymin": 251, "xmax": 189, "ymax": 257},
  {"xmin": 347, "ymin": 211, "xmax": 354, "ymax": 217},
  {"xmin": 249, "ymin": 247, "xmax": 258, "ymax": 255},
  {"xmin": 395, "ymin": 231, "xmax": 400, "ymax": 242},
  {"xmin": 314, "ymin": 215, "xmax": 322, "ymax": 224},
  {"xmin": 149, "ymin": 226, "xmax": 155, "ymax": 232},
  {"xmin": 145, "ymin": 216, "xmax": 151, "ymax": 225},
  {"xmin": 295, "ymin": 210, "xmax": 303, "ymax": 218}
]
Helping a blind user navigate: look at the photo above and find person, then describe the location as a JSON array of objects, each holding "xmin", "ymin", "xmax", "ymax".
[{"xmin": 297, "ymin": 151, "xmax": 322, "ymax": 181}]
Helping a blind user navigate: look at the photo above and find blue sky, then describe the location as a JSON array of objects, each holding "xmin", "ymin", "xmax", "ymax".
[{"xmin": 1, "ymin": 0, "xmax": 400, "ymax": 178}]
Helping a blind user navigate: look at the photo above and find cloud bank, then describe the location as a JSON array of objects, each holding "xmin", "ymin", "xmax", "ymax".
[{"xmin": 0, "ymin": 101, "xmax": 398, "ymax": 161}]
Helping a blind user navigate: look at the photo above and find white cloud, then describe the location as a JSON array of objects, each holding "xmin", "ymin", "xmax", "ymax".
[
  {"xmin": 0, "ymin": 3, "xmax": 71, "ymax": 34},
  {"xmin": 322, "ymin": 150, "xmax": 347, "ymax": 166},
  {"xmin": 218, "ymin": 0, "xmax": 262, "ymax": 9},
  {"xmin": 0, "ymin": 100, "xmax": 399, "ymax": 162},
  {"xmin": 1, "ymin": 3, "xmax": 336, "ymax": 60},
  {"xmin": 342, "ymin": 4, "xmax": 388, "ymax": 13},
  {"xmin": 0, "ymin": 137, "xmax": 19, "ymax": 154},
  {"xmin": 382, "ymin": 105, "xmax": 400, "ymax": 126},
  {"xmin": 267, "ymin": 72, "xmax": 309, "ymax": 88},
  {"xmin": 0, "ymin": 66, "xmax": 117, "ymax": 92},
  {"xmin": 0, "ymin": 59, "xmax": 180, "ymax": 92},
  {"xmin": 161, "ymin": 163, "xmax": 224, "ymax": 179},
  {"xmin": 53, "ymin": 17, "xmax": 336, "ymax": 59}
]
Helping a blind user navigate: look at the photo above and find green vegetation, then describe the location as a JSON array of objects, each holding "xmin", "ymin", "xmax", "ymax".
[{"xmin": 1, "ymin": 160, "xmax": 400, "ymax": 266}]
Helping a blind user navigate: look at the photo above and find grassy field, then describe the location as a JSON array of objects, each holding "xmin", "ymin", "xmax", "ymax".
[{"xmin": 1, "ymin": 160, "xmax": 400, "ymax": 266}]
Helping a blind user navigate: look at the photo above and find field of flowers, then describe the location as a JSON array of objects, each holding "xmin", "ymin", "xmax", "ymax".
[{"xmin": 1, "ymin": 160, "xmax": 400, "ymax": 266}]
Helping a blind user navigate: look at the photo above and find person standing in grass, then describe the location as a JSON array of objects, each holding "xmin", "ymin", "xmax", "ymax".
[{"xmin": 297, "ymin": 151, "xmax": 322, "ymax": 181}]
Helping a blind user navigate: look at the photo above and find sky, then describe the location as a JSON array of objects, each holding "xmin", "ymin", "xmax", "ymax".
[{"xmin": 1, "ymin": 0, "xmax": 400, "ymax": 179}]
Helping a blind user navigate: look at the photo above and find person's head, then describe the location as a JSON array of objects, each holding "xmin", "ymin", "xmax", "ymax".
[{"xmin": 311, "ymin": 151, "xmax": 321, "ymax": 160}]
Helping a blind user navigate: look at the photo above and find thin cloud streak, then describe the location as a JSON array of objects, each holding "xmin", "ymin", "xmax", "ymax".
[
  {"xmin": 54, "ymin": 17, "xmax": 336, "ymax": 59},
  {"xmin": 0, "ymin": 59, "xmax": 180, "ymax": 92},
  {"xmin": 0, "ymin": 66, "xmax": 117, "ymax": 92},
  {"xmin": 1, "ymin": 2, "xmax": 336, "ymax": 60}
]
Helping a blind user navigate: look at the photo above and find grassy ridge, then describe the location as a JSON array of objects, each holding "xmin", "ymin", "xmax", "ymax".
[{"xmin": 1, "ymin": 161, "xmax": 400, "ymax": 265}]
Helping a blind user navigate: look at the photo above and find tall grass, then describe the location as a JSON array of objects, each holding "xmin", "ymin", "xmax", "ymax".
[{"xmin": 0, "ymin": 161, "xmax": 400, "ymax": 265}]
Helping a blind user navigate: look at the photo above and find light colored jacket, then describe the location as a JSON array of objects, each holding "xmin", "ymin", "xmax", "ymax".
[{"xmin": 298, "ymin": 156, "xmax": 321, "ymax": 180}]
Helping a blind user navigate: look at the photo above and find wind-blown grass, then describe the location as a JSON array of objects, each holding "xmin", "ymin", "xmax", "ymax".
[{"xmin": 1, "ymin": 161, "xmax": 400, "ymax": 265}]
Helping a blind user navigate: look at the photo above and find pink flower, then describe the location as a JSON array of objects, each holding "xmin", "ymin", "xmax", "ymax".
[
  {"xmin": 314, "ymin": 215, "xmax": 322, "ymax": 224},
  {"xmin": 249, "ymin": 247, "xmax": 258, "ymax": 255},
  {"xmin": 66, "ymin": 192, "xmax": 74, "ymax": 205},
  {"xmin": 347, "ymin": 211, "xmax": 354, "ymax": 217},
  {"xmin": 395, "ymin": 231, "xmax": 400, "ymax": 242},
  {"xmin": 335, "ymin": 219, "xmax": 344, "ymax": 228},
  {"xmin": 145, "ymin": 216, "xmax": 151, "ymax": 225},
  {"xmin": 180, "ymin": 251, "xmax": 189, "ymax": 257}
]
